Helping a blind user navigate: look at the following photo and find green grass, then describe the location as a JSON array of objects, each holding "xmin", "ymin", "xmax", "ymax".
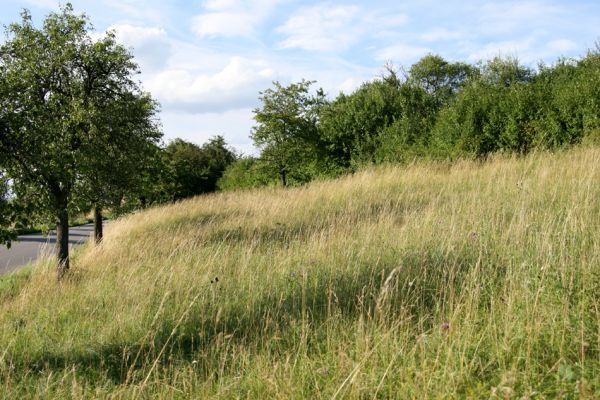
[
  {"xmin": 1, "ymin": 146, "xmax": 599, "ymax": 398},
  {"xmin": 0, "ymin": 267, "xmax": 33, "ymax": 301}
]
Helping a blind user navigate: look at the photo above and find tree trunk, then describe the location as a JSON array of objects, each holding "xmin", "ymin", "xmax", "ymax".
[
  {"xmin": 93, "ymin": 206, "xmax": 103, "ymax": 244},
  {"xmin": 55, "ymin": 197, "xmax": 69, "ymax": 280},
  {"xmin": 280, "ymin": 168, "xmax": 287, "ymax": 187}
]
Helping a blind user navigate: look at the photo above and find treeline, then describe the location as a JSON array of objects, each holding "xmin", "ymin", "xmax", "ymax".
[{"xmin": 219, "ymin": 47, "xmax": 600, "ymax": 189}]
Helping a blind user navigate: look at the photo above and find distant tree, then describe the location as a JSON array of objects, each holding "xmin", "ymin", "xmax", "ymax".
[
  {"xmin": 481, "ymin": 56, "xmax": 533, "ymax": 87},
  {"xmin": 409, "ymin": 54, "xmax": 476, "ymax": 107},
  {"xmin": 163, "ymin": 136, "xmax": 236, "ymax": 200},
  {"xmin": 431, "ymin": 57, "xmax": 536, "ymax": 157},
  {"xmin": 251, "ymin": 80, "xmax": 326, "ymax": 186},
  {"xmin": 319, "ymin": 68, "xmax": 407, "ymax": 166},
  {"xmin": 0, "ymin": 5, "xmax": 161, "ymax": 277},
  {"xmin": 163, "ymin": 139, "xmax": 208, "ymax": 200},
  {"xmin": 198, "ymin": 136, "xmax": 237, "ymax": 192}
]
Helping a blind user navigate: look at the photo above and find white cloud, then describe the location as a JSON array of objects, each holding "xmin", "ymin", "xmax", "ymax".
[
  {"xmin": 109, "ymin": 24, "xmax": 167, "ymax": 45},
  {"xmin": 376, "ymin": 14, "xmax": 409, "ymax": 27},
  {"xmin": 191, "ymin": 0, "xmax": 278, "ymax": 38},
  {"xmin": 276, "ymin": 4, "xmax": 408, "ymax": 52},
  {"xmin": 146, "ymin": 56, "xmax": 276, "ymax": 113},
  {"xmin": 77, "ymin": 0, "xmax": 171, "ymax": 26},
  {"xmin": 202, "ymin": 0, "xmax": 242, "ymax": 11},
  {"xmin": 107, "ymin": 24, "xmax": 172, "ymax": 72},
  {"xmin": 376, "ymin": 43, "xmax": 431, "ymax": 64},
  {"xmin": 277, "ymin": 4, "xmax": 360, "ymax": 51},
  {"xmin": 192, "ymin": 12, "xmax": 257, "ymax": 38}
]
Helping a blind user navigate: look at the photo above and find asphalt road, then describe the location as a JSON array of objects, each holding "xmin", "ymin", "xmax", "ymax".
[{"xmin": 0, "ymin": 224, "xmax": 95, "ymax": 275}]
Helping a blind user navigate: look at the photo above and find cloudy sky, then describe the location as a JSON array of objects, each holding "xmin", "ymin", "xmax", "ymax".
[{"xmin": 1, "ymin": 0, "xmax": 599, "ymax": 154}]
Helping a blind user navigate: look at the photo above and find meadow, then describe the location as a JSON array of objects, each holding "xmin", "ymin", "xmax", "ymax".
[{"xmin": 0, "ymin": 145, "xmax": 599, "ymax": 398}]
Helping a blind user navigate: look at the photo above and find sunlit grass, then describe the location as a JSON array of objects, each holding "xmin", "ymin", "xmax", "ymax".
[{"xmin": 0, "ymin": 146, "xmax": 599, "ymax": 398}]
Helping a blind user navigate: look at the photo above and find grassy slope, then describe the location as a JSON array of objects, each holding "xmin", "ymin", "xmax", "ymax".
[{"xmin": 1, "ymin": 147, "xmax": 599, "ymax": 398}]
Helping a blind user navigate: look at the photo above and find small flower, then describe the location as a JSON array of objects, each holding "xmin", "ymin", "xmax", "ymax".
[{"xmin": 440, "ymin": 322, "xmax": 450, "ymax": 333}]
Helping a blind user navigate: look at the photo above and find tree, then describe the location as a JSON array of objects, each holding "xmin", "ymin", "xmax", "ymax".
[
  {"xmin": 319, "ymin": 68, "xmax": 408, "ymax": 166},
  {"xmin": 251, "ymin": 80, "xmax": 325, "ymax": 186},
  {"xmin": 430, "ymin": 57, "xmax": 537, "ymax": 157},
  {"xmin": 163, "ymin": 136, "xmax": 236, "ymax": 200},
  {"xmin": 0, "ymin": 5, "xmax": 161, "ymax": 277},
  {"xmin": 196, "ymin": 136, "xmax": 237, "ymax": 192},
  {"xmin": 74, "ymin": 92, "xmax": 162, "ymax": 243},
  {"xmin": 408, "ymin": 54, "xmax": 476, "ymax": 107}
]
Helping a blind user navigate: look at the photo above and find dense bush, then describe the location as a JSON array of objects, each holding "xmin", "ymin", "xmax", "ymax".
[
  {"xmin": 217, "ymin": 157, "xmax": 274, "ymax": 191},
  {"xmin": 162, "ymin": 136, "xmax": 236, "ymax": 200}
]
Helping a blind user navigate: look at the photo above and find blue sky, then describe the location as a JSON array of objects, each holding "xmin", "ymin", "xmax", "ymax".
[{"xmin": 1, "ymin": 0, "xmax": 599, "ymax": 154}]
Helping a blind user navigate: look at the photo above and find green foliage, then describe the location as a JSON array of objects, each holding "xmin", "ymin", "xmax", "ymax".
[
  {"xmin": 163, "ymin": 136, "xmax": 236, "ymax": 200},
  {"xmin": 408, "ymin": 54, "xmax": 476, "ymax": 107},
  {"xmin": 319, "ymin": 71, "xmax": 404, "ymax": 166},
  {"xmin": 319, "ymin": 64, "xmax": 441, "ymax": 166},
  {"xmin": 217, "ymin": 157, "xmax": 275, "ymax": 191},
  {"xmin": 236, "ymin": 50, "xmax": 600, "ymax": 190},
  {"xmin": 0, "ymin": 4, "xmax": 162, "ymax": 270},
  {"xmin": 432, "ymin": 54, "xmax": 600, "ymax": 158},
  {"xmin": 74, "ymin": 91, "xmax": 163, "ymax": 213},
  {"xmin": 251, "ymin": 80, "xmax": 326, "ymax": 186}
]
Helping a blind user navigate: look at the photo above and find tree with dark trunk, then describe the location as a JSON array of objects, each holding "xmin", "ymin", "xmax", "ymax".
[
  {"xmin": 251, "ymin": 80, "xmax": 326, "ymax": 187},
  {"xmin": 93, "ymin": 206, "xmax": 103, "ymax": 244},
  {"xmin": 0, "ymin": 5, "xmax": 161, "ymax": 278}
]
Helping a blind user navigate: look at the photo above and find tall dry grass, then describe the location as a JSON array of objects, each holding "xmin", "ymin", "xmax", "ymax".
[{"xmin": 0, "ymin": 146, "xmax": 599, "ymax": 398}]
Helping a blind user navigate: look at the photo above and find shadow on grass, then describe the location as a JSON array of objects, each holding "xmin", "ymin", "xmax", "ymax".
[{"xmin": 7, "ymin": 245, "xmax": 490, "ymax": 386}]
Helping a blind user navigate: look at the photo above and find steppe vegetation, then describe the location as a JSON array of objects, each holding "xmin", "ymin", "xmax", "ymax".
[{"xmin": 1, "ymin": 145, "xmax": 598, "ymax": 398}]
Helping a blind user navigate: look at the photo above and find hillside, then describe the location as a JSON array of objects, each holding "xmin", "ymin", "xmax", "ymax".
[{"xmin": 1, "ymin": 146, "xmax": 599, "ymax": 398}]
